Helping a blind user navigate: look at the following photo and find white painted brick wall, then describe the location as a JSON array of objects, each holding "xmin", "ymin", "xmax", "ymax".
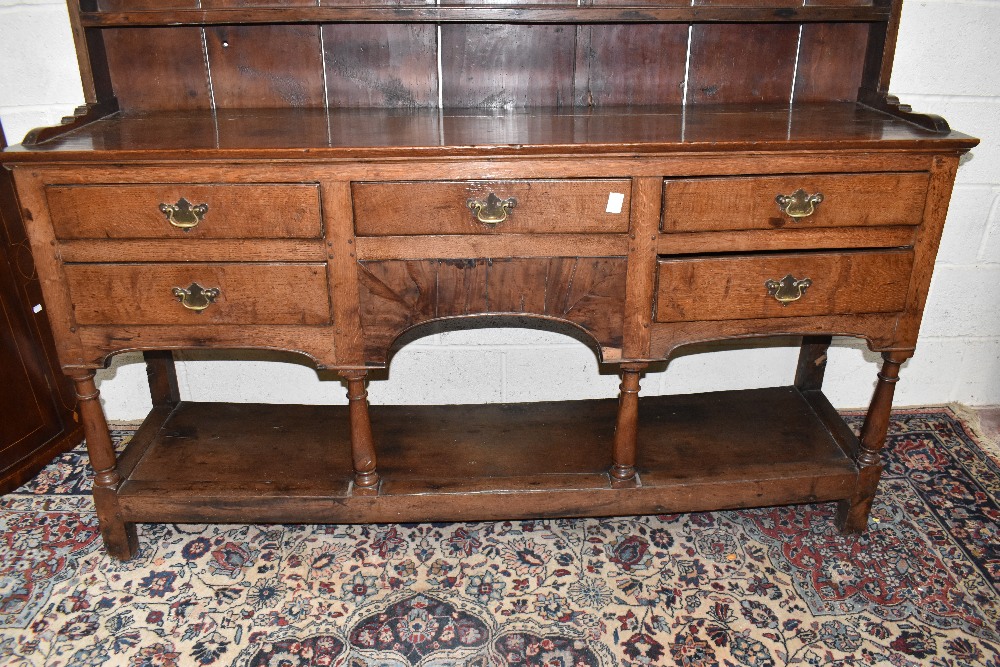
[{"xmin": 1, "ymin": 0, "xmax": 997, "ymax": 418}]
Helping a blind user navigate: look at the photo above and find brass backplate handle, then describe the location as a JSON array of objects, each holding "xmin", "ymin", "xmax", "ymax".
[
  {"xmin": 775, "ymin": 189, "xmax": 823, "ymax": 220},
  {"xmin": 173, "ymin": 283, "xmax": 220, "ymax": 312},
  {"xmin": 765, "ymin": 274, "xmax": 812, "ymax": 305},
  {"xmin": 160, "ymin": 197, "xmax": 209, "ymax": 231},
  {"xmin": 467, "ymin": 193, "xmax": 516, "ymax": 226}
]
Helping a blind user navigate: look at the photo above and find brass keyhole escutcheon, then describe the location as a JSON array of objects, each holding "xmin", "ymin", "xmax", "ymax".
[
  {"xmin": 173, "ymin": 283, "xmax": 220, "ymax": 312},
  {"xmin": 765, "ymin": 274, "xmax": 812, "ymax": 305},
  {"xmin": 160, "ymin": 198, "xmax": 209, "ymax": 231},
  {"xmin": 775, "ymin": 189, "xmax": 823, "ymax": 221},
  {"xmin": 467, "ymin": 193, "xmax": 516, "ymax": 226}
]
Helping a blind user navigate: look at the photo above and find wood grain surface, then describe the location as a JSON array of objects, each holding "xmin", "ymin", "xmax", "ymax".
[
  {"xmin": 46, "ymin": 183, "xmax": 322, "ymax": 239},
  {"xmin": 0, "ymin": 0, "xmax": 977, "ymax": 558},
  {"xmin": 115, "ymin": 389, "xmax": 858, "ymax": 523},
  {"xmin": 5, "ymin": 105, "xmax": 975, "ymax": 162},
  {"xmin": 353, "ymin": 179, "xmax": 631, "ymax": 235},
  {"xmin": 64, "ymin": 262, "xmax": 332, "ymax": 325},
  {"xmin": 661, "ymin": 172, "xmax": 929, "ymax": 232},
  {"xmin": 655, "ymin": 250, "xmax": 914, "ymax": 323},
  {"xmin": 359, "ymin": 256, "xmax": 627, "ymax": 361}
]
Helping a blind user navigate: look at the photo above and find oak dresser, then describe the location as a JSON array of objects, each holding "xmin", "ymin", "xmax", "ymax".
[{"xmin": 0, "ymin": 0, "xmax": 978, "ymax": 559}]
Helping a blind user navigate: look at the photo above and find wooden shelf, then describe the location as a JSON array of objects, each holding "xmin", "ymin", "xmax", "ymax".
[
  {"xmin": 115, "ymin": 386, "xmax": 859, "ymax": 524},
  {"xmin": 78, "ymin": 5, "xmax": 891, "ymax": 27},
  {"xmin": 4, "ymin": 104, "xmax": 974, "ymax": 162}
]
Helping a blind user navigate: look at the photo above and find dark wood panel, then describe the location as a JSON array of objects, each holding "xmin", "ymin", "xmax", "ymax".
[
  {"xmin": 101, "ymin": 1, "xmax": 210, "ymax": 111},
  {"xmin": 688, "ymin": 24, "xmax": 800, "ymax": 104},
  {"xmin": 804, "ymin": 0, "xmax": 872, "ymax": 7},
  {"xmin": 0, "ymin": 249, "xmax": 60, "ymax": 459},
  {"xmin": 636, "ymin": 386, "xmax": 855, "ymax": 483},
  {"xmin": 441, "ymin": 24, "xmax": 576, "ymax": 108},
  {"xmin": 200, "ymin": 0, "xmax": 325, "ymax": 108},
  {"xmin": 104, "ymin": 26, "xmax": 211, "ymax": 111},
  {"xmin": 128, "ymin": 401, "xmax": 353, "ymax": 485},
  {"xmin": 694, "ymin": 0, "xmax": 800, "ymax": 4},
  {"xmin": 79, "ymin": 5, "xmax": 892, "ymax": 26},
  {"xmin": 0, "ymin": 124, "xmax": 82, "ymax": 494},
  {"xmin": 574, "ymin": 25, "xmax": 688, "ymax": 106},
  {"xmin": 321, "ymin": 0, "xmax": 430, "ymax": 5},
  {"xmin": 588, "ymin": 0, "xmax": 687, "ymax": 5},
  {"xmin": 796, "ymin": 23, "xmax": 869, "ymax": 102},
  {"xmin": 323, "ymin": 24, "xmax": 438, "ymax": 108},
  {"xmin": 205, "ymin": 25, "xmax": 326, "ymax": 108},
  {"xmin": 358, "ymin": 256, "xmax": 627, "ymax": 361}
]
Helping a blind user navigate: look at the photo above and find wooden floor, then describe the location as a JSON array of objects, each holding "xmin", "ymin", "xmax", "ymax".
[{"xmin": 113, "ymin": 386, "xmax": 859, "ymax": 525}]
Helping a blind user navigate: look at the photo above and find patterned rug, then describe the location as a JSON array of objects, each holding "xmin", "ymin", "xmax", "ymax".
[{"xmin": 1, "ymin": 408, "xmax": 998, "ymax": 667}]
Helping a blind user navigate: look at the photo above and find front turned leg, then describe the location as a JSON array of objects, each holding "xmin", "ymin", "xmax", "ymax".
[
  {"xmin": 837, "ymin": 351, "xmax": 910, "ymax": 534},
  {"xmin": 70, "ymin": 371, "xmax": 138, "ymax": 560},
  {"xmin": 340, "ymin": 370, "xmax": 380, "ymax": 495},
  {"xmin": 611, "ymin": 363, "xmax": 647, "ymax": 488}
]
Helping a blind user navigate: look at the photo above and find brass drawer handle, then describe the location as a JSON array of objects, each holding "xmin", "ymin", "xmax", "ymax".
[
  {"xmin": 172, "ymin": 283, "xmax": 220, "ymax": 312},
  {"xmin": 467, "ymin": 193, "xmax": 516, "ymax": 226},
  {"xmin": 160, "ymin": 198, "xmax": 209, "ymax": 231},
  {"xmin": 775, "ymin": 189, "xmax": 823, "ymax": 220},
  {"xmin": 765, "ymin": 274, "xmax": 812, "ymax": 305}
]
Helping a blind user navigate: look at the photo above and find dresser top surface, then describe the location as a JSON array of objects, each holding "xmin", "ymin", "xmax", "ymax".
[{"xmin": 2, "ymin": 103, "xmax": 976, "ymax": 163}]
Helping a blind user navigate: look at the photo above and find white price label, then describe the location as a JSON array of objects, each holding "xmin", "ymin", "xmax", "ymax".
[{"xmin": 606, "ymin": 192, "xmax": 625, "ymax": 214}]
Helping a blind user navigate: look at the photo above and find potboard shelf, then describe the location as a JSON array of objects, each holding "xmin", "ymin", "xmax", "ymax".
[{"xmin": 115, "ymin": 386, "xmax": 859, "ymax": 524}]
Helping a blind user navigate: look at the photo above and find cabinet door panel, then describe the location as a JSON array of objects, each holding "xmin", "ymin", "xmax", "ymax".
[
  {"xmin": 0, "ymin": 121, "xmax": 80, "ymax": 493},
  {"xmin": 0, "ymin": 254, "xmax": 63, "ymax": 459}
]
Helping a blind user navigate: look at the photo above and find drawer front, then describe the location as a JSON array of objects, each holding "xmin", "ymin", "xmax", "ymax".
[
  {"xmin": 46, "ymin": 184, "xmax": 323, "ymax": 239},
  {"xmin": 662, "ymin": 173, "xmax": 929, "ymax": 232},
  {"xmin": 352, "ymin": 179, "xmax": 632, "ymax": 235},
  {"xmin": 655, "ymin": 250, "xmax": 913, "ymax": 322},
  {"xmin": 64, "ymin": 263, "xmax": 331, "ymax": 325}
]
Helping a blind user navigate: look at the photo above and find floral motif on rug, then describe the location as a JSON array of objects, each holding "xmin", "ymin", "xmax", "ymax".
[{"xmin": 0, "ymin": 409, "xmax": 997, "ymax": 666}]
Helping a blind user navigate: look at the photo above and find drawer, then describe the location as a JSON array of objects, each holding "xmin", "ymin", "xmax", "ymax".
[
  {"xmin": 46, "ymin": 183, "xmax": 323, "ymax": 239},
  {"xmin": 654, "ymin": 250, "xmax": 913, "ymax": 323},
  {"xmin": 352, "ymin": 179, "xmax": 631, "ymax": 235},
  {"xmin": 64, "ymin": 263, "xmax": 331, "ymax": 325},
  {"xmin": 661, "ymin": 173, "xmax": 929, "ymax": 232}
]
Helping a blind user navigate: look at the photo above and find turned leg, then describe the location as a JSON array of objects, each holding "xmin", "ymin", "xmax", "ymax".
[
  {"xmin": 70, "ymin": 371, "xmax": 138, "ymax": 560},
  {"xmin": 836, "ymin": 350, "xmax": 910, "ymax": 534},
  {"xmin": 611, "ymin": 363, "xmax": 646, "ymax": 488},
  {"xmin": 340, "ymin": 370, "xmax": 380, "ymax": 494},
  {"xmin": 794, "ymin": 335, "xmax": 833, "ymax": 391},
  {"xmin": 144, "ymin": 350, "xmax": 180, "ymax": 408}
]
